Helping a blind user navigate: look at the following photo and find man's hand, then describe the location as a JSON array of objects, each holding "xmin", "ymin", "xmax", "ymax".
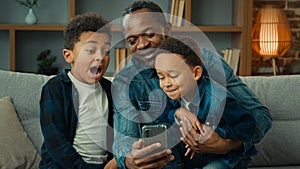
[
  {"xmin": 125, "ymin": 139, "xmax": 174, "ymax": 169},
  {"xmin": 180, "ymin": 117, "xmax": 243, "ymax": 155}
]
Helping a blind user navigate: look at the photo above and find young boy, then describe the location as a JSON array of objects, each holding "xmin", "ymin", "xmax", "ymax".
[
  {"xmin": 39, "ymin": 13, "xmax": 117, "ymax": 169},
  {"xmin": 155, "ymin": 36, "xmax": 256, "ymax": 169}
]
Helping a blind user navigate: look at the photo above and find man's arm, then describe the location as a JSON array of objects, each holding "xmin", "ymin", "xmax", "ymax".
[
  {"xmin": 112, "ymin": 77, "xmax": 174, "ymax": 169},
  {"xmin": 201, "ymin": 48, "xmax": 272, "ymax": 153}
]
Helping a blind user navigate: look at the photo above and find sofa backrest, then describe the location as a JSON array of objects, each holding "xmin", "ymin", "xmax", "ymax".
[
  {"xmin": 0, "ymin": 70, "xmax": 52, "ymax": 153},
  {"xmin": 240, "ymin": 75, "xmax": 300, "ymax": 167},
  {"xmin": 1, "ymin": 70, "xmax": 300, "ymax": 167}
]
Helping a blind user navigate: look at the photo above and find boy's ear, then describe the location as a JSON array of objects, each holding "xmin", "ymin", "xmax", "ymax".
[
  {"xmin": 193, "ymin": 66, "xmax": 202, "ymax": 81},
  {"xmin": 63, "ymin": 49, "xmax": 74, "ymax": 63}
]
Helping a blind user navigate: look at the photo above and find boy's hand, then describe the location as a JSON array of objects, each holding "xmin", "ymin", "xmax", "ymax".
[
  {"xmin": 175, "ymin": 108, "xmax": 204, "ymax": 159},
  {"xmin": 180, "ymin": 117, "xmax": 238, "ymax": 155},
  {"xmin": 175, "ymin": 108, "xmax": 203, "ymax": 134}
]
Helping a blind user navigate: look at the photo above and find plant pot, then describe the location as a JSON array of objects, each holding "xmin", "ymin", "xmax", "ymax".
[{"xmin": 25, "ymin": 8, "xmax": 37, "ymax": 25}]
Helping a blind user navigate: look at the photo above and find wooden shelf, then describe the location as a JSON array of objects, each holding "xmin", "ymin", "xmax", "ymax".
[
  {"xmin": 173, "ymin": 26, "xmax": 243, "ymax": 32},
  {"xmin": 0, "ymin": 25, "xmax": 12, "ymax": 30},
  {"xmin": 1, "ymin": 0, "xmax": 253, "ymax": 75},
  {"xmin": 0, "ymin": 24, "xmax": 65, "ymax": 31},
  {"xmin": 111, "ymin": 25, "xmax": 243, "ymax": 33}
]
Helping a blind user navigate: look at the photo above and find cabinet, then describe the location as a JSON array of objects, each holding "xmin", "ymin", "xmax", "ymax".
[
  {"xmin": 181, "ymin": 0, "xmax": 252, "ymax": 76},
  {"xmin": 0, "ymin": 0, "xmax": 252, "ymax": 76}
]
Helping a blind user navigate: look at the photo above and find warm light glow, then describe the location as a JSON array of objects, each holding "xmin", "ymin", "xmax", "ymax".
[
  {"xmin": 252, "ymin": 6, "xmax": 291, "ymax": 58},
  {"xmin": 259, "ymin": 8, "xmax": 279, "ymax": 56}
]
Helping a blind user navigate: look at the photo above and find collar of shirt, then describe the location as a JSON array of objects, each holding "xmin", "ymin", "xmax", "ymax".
[{"xmin": 59, "ymin": 69, "xmax": 72, "ymax": 83}]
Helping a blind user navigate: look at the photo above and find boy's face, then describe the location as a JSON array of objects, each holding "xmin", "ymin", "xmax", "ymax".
[
  {"xmin": 155, "ymin": 53, "xmax": 199, "ymax": 101},
  {"xmin": 64, "ymin": 31, "xmax": 111, "ymax": 84},
  {"xmin": 122, "ymin": 9, "xmax": 168, "ymax": 67}
]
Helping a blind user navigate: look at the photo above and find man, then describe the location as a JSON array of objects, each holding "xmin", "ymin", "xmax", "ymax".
[{"xmin": 112, "ymin": 1, "xmax": 272, "ymax": 169}]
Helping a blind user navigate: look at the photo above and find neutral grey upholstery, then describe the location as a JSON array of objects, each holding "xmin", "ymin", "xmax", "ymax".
[
  {"xmin": 0, "ymin": 70, "xmax": 52, "ymax": 152},
  {"xmin": 240, "ymin": 76, "xmax": 300, "ymax": 168}
]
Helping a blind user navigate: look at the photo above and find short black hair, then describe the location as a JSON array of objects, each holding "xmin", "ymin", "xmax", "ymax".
[
  {"xmin": 123, "ymin": 0, "xmax": 164, "ymax": 15},
  {"xmin": 156, "ymin": 36, "xmax": 202, "ymax": 67},
  {"xmin": 121, "ymin": 0, "xmax": 169, "ymax": 30},
  {"xmin": 64, "ymin": 12, "xmax": 111, "ymax": 50}
]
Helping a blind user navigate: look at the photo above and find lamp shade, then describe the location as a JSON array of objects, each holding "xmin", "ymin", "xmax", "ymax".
[{"xmin": 252, "ymin": 6, "xmax": 291, "ymax": 57}]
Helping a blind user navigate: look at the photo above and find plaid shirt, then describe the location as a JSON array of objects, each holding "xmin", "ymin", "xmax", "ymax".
[{"xmin": 39, "ymin": 69, "xmax": 114, "ymax": 169}]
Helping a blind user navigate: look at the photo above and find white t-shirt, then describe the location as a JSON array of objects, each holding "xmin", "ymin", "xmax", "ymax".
[{"xmin": 68, "ymin": 72, "xmax": 109, "ymax": 164}]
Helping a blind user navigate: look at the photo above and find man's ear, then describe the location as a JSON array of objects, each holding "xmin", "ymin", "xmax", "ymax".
[
  {"xmin": 63, "ymin": 49, "xmax": 74, "ymax": 63},
  {"xmin": 165, "ymin": 22, "xmax": 172, "ymax": 36},
  {"xmin": 193, "ymin": 66, "xmax": 202, "ymax": 81}
]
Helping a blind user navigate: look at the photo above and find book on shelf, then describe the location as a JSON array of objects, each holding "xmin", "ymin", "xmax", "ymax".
[
  {"xmin": 114, "ymin": 47, "xmax": 131, "ymax": 74},
  {"xmin": 114, "ymin": 48, "xmax": 120, "ymax": 74},
  {"xmin": 172, "ymin": 0, "xmax": 179, "ymax": 26},
  {"xmin": 169, "ymin": 0, "xmax": 176, "ymax": 25},
  {"xmin": 119, "ymin": 48, "xmax": 126, "ymax": 70},
  {"xmin": 169, "ymin": 0, "xmax": 185, "ymax": 27},
  {"xmin": 222, "ymin": 48, "xmax": 240, "ymax": 75},
  {"xmin": 176, "ymin": 0, "xmax": 185, "ymax": 26},
  {"xmin": 231, "ymin": 48, "xmax": 240, "ymax": 75}
]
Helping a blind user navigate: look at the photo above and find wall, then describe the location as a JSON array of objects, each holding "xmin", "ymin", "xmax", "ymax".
[{"xmin": 0, "ymin": 0, "xmax": 238, "ymax": 75}]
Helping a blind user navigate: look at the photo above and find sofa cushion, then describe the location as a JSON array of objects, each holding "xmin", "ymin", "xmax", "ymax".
[
  {"xmin": 0, "ymin": 70, "xmax": 52, "ymax": 153},
  {"xmin": 240, "ymin": 75, "xmax": 300, "ymax": 167},
  {"xmin": 0, "ymin": 96, "xmax": 40, "ymax": 168}
]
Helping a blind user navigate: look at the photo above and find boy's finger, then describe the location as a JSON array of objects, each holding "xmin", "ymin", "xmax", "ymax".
[
  {"xmin": 190, "ymin": 151, "xmax": 195, "ymax": 159},
  {"xmin": 185, "ymin": 147, "xmax": 191, "ymax": 156}
]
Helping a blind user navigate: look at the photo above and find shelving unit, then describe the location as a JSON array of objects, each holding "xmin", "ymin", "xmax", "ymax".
[
  {"xmin": 182, "ymin": 0, "xmax": 252, "ymax": 75},
  {"xmin": 0, "ymin": 24, "xmax": 65, "ymax": 71},
  {"xmin": 0, "ymin": 0, "xmax": 252, "ymax": 76}
]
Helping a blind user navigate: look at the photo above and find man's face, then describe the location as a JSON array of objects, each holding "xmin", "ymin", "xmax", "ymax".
[
  {"xmin": 155, "ymin": 53, "xmax": 197, "ymax": 101},
  {"xmin": 122, "ymin": 9, "xmax": 168, "ymax": 67},
  {"xmin": 68, "ymin": 31, "xmax": 111, "ymax": 84}
]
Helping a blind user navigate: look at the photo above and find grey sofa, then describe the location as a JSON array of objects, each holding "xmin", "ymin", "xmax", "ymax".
[{"xmin": 0, "ymin": 69, "xmax": 299, "ymax": 168}]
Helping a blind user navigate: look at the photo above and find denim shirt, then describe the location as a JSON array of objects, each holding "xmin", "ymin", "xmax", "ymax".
[
  {"xmin": 112, "ymin": 48, "xmax": 272, "ymax": 168},
  {"xmin": 112, "ymin": 59, "xmax": 176, "ymax": 168}
]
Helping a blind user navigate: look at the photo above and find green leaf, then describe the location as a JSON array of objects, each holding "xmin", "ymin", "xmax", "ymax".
[{"xmin": 15, "ymin": 0, "xmax": 38, "ymax": 8}]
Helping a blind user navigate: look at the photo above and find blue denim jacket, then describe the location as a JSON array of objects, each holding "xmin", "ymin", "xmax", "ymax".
[
  {"xmin": 164, "ymin": 75, "xmax": 257, "ymax": 168},
  {"xmin": 112, "ymin": 48, "xmax": 272, "ymax": 168}
]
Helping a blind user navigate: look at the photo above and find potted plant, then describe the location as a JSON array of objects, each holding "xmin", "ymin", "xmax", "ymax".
[
  {"xmin": 15, "ymin": 0, "xmax": 38, "ymax": 8},
  {"xmin": 37, "ymin": 49, "xmax": 58, "ymax": 75},
  {"xmin": 15, "ymin": 0, "xmax": 39, "ymax": 24}
]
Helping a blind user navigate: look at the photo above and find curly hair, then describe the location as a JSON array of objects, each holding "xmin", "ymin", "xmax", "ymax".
[
  {"xmin": 157, "ymin": 36, "xmax": 202, "ymax": 67},
  {"xmin": 63, "ymin": 13, "xmax": 111, "ymax": 50}
]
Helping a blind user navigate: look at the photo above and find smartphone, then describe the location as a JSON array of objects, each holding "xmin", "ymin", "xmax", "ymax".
[{"xmin": 142, "ymin": 124, "xmax": 167, "ymax": 156}]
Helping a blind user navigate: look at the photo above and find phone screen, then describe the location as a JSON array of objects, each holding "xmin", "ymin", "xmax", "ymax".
[{"xmin": 142, "ymin": 124, "xmax": 167, "ymax": 156}]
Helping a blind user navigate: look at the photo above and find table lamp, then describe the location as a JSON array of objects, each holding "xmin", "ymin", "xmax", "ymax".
[{"xmin": 252, "ymin": 5, "xmax": 291, "ymax": 75}]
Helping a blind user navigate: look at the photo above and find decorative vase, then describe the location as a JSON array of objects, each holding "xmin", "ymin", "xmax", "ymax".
[{"xmin": 25, "ymin": 8, "xmax": 37, "ymax": 25}]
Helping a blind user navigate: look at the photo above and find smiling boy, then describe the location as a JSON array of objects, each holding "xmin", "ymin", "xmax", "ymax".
[{"xmin": 155, "ymin": 36, "xmax": 256, "ymax": 168}]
